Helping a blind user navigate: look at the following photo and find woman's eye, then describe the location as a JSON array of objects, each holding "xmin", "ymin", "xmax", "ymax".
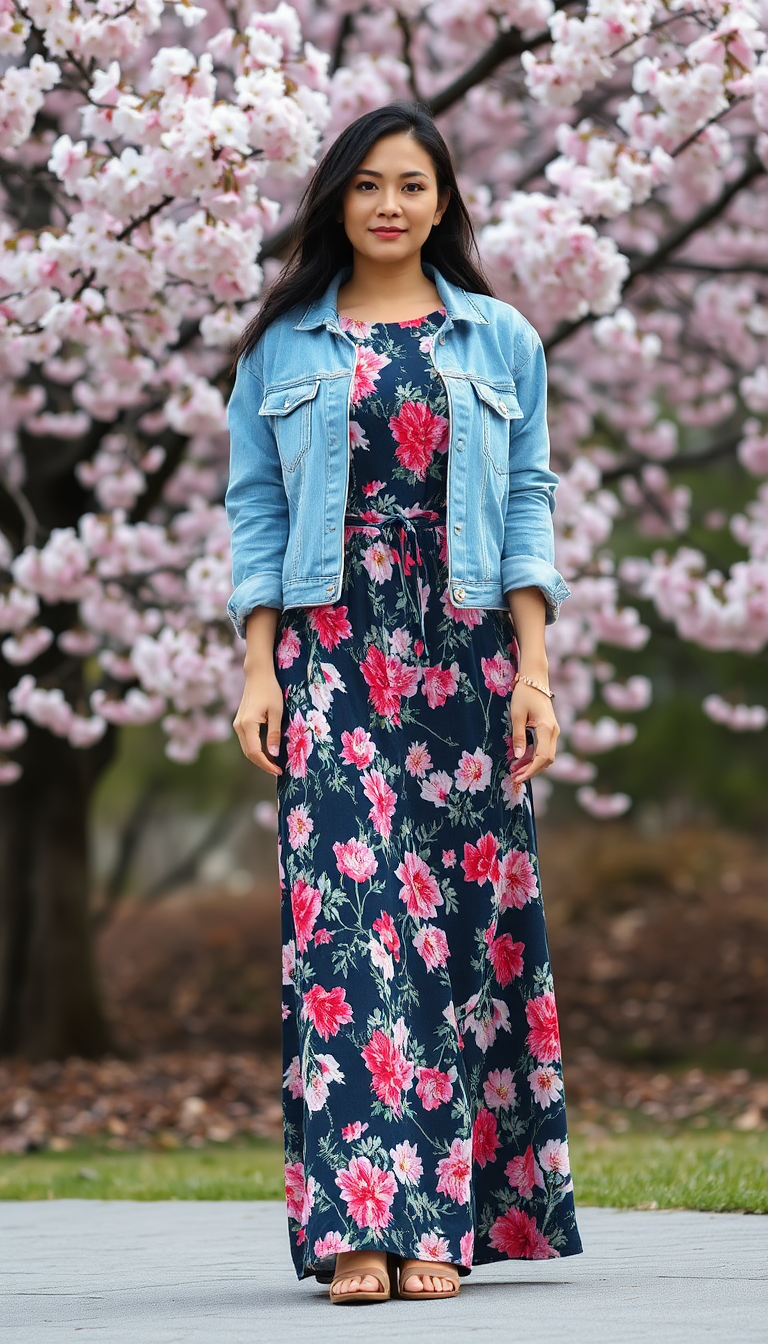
[{"xmin": 404, "ymin": 183, "xmax": 424, "ymax": 192}]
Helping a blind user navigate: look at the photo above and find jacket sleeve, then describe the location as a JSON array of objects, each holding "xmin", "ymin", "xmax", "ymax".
[
  {"xmin": 501, "ymin": 331, "xmax": 571, "ymax": 624},
  {"xmin": 225, "ymin": 353, "xmax": 288, "ymax": 639}
]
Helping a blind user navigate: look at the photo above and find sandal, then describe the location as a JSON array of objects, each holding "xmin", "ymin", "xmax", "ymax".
[
  {"xmin": 397, "ymin": 1258, "xmax": 460, "ymax": 1300},
  {"xmin": 329, "ymin": 1250, "xmax": 396, "ymax": 1304}
]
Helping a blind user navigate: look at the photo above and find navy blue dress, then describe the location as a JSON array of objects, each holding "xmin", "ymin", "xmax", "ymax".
[{"xmin": 273, "ymin": 307, "xmax": 582, "ymax": 1280}]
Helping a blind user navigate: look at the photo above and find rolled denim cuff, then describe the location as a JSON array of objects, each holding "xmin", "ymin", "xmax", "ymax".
[
  {"xmin": 500, "ymin": 556, "xmax": 571, "ymax": 625},
  {"xmin": 227, "ymin": 573, "xmax": 283, "ymax": 641}
]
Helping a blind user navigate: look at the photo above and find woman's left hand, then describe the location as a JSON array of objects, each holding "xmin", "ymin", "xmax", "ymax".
[{"xmin": 507, "ymin": 681, "xmax": 560, "ymax": 784}]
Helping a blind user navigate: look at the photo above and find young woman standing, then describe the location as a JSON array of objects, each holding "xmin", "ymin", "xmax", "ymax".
[{"xmin": 226, "ymin": 102, "xmax": 582, "ymax": 1304}]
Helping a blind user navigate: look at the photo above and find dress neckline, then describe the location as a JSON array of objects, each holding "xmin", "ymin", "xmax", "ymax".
[{"xmin": 338, "ymin": 308, "xmax": 445, "ymax": 328}]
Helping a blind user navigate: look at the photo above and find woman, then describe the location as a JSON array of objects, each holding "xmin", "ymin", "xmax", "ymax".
[{"xmin": 226, "ymin": 101, "xmax": 582, "ymax": 1304}]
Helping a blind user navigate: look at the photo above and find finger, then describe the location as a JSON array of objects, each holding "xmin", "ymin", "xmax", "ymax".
[
  {"xmin": 510, "ymin": 707, "xmax": 528, "ymax": 760},
  {"xmin": 240, "ymin": 715, "xmax": 282, "ymax": 776},
  {"xmin": 514, "ymin": 730, "xmax": 557, "ymax": 782},
  {"xmin": 265, "ymin": 697, "xmax": 284, "ymax": 759}
]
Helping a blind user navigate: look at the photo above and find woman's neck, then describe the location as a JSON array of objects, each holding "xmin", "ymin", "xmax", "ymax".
[{"xmin": 336, "ymin": 254, "xmax": 441, "ymax": 323}]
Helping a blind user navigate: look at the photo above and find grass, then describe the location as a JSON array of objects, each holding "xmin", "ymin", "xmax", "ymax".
[{"xmin": 1, "ymin": 1131, "xmax": 767, "ymax": 1212}]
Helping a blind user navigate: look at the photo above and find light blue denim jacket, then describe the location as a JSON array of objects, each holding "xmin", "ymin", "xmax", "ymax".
[{"xmin": 225, "ymin": 262, "xmax": 570, "ymax": 639}]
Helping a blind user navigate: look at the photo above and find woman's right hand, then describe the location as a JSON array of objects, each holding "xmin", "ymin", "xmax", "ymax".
[{"xmin": 233, "ymin": 668, "xmax": 284, "ymax": 776}]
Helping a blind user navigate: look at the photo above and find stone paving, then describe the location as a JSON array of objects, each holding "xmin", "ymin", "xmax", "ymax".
[{"xmin": 2, "ymin": 1200, "xmax": 767, "ymax": 1343}]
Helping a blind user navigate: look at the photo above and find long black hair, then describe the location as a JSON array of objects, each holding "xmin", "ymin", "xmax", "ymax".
[{"xmin": 232, "ymin": 101, "xmax": 494, "ymax": 367}]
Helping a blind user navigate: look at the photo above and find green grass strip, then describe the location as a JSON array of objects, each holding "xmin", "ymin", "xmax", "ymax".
[{"xmin": 0, "ymin": 1131, "xmax": 766, "ymax": 1212}]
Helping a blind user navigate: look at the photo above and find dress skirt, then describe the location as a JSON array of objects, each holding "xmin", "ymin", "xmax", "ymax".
[{"xmin": 271, "ymin": 308, "xmax": 582, "ymax": 1280}]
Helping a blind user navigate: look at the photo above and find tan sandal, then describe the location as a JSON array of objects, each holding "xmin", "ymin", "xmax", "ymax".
[
  {"xmin": 397, "ymin": 1258, "xmax": 460, "ymax": 1300},
  {"xmin": 329, "ymin": 1250, "xmax": 396, "ymax": 1304}
]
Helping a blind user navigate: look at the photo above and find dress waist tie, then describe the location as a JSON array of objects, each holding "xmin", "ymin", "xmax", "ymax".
[{"xmin": 344, "ymin": 509, "xmax": 442, "ymax": 664}]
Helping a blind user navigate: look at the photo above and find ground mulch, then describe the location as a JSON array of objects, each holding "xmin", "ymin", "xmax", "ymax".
[{"xmin": 1, "ymin": 1049, "xmax": 766, "ymax": 1155}]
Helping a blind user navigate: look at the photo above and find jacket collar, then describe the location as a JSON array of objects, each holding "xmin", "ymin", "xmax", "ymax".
[{"xmin": 294, "ymin": 261, "xmax": 490, "ymax": 330}]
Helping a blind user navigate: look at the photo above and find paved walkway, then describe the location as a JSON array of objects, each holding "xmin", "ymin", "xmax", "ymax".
[{"xmin": 1, "ymin": 1201, "xmax": 766, "ymax": 1343}]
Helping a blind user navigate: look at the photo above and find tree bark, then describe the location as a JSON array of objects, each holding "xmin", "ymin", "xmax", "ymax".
[{"xmin": 0, "ymin": 709, "xmax": 115, "ymax": 1061}]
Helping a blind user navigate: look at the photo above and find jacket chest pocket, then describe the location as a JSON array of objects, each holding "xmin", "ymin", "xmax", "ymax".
[
  {"xmin": 259, "ymin": 379, "xmax": 320, "ymax": 472},
  {"xmin": 469, "ymin": 378, "xmax": 523, "ymax": 475}
]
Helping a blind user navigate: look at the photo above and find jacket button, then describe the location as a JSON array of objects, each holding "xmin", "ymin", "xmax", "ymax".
[
  {"xmin": 283, "ymin": 397, "xmax": 290, "ymax": 407},
  {"xmin": 326, "ymin": 583, "xmax": 335, "ymax": 594},
  {"xmin": 456, "ymin": 438, "xmax": 464, "ymax": 450},
  {"xmin": 453, "ymin": 586, "xmax": 465, "ymax": 602},
  {"xmin": 453, "ymin": 523, "xmax": 462, "ymax": 534},
  {"xmin": 439, "ymin": 335, "xmax": 445, "ymax": 344},
  {"xmin": 498, "ymin": 400, "xmax": 507, "ymax": 412}
]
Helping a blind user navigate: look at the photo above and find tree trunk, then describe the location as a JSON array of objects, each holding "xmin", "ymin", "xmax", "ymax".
[{"xmin": 0, "ymin": 718, "xmax": 115, "ymax": 1061}]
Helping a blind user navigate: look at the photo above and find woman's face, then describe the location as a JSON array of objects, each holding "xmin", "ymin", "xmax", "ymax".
[{"xmin": 338, "ymin": 132, "xmax": 449, "ymax": 263}]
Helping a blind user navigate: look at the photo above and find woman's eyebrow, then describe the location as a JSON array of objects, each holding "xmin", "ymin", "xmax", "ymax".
[{"xmin": 352, "ymin": 169, "xmax": 429, "ymax": 178}]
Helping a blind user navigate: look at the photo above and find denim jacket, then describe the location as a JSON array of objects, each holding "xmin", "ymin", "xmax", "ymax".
[{"xmin": 225, "ymin": 262, "xmax": 570, "ymax": 639}]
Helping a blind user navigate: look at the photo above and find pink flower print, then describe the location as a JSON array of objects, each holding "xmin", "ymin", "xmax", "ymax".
[
  {"xmin": 368, "ymin": 937, "xmax": 394, "ymax": 981},
  {"xmin": 496, "ymin": 848, "xmax": 537, "ymax": 909},
  {"xmin": 362, "ymin": 478, "xmax": 385, "ymax": 495},
  {"xmin": 416, "ymin": 1232, "xmax": 452, "ymax": 1261},
  {"xmin": 440, "ymin": 587, "xmax": 484, "ymax": 627},
  {"xmin": 389, "ymin": 626, "xmax": 412, "ymax": 656},
  {"xmin": 389, "ymin": 1140, "xmax": 423, "ymax": 1186},
  {"xmin": 341, "ymin": 1121, "xmax": 369, "ymax": 1141},
  {"xmin": 351, "ymin": 346, "xmax": 391, "ymax": 406},
  {"xmin": 405, "ymin": 741, "xmax": 432, "ymax": 777},
  {"xmin": 349, "ymin": 420, "xmax": 368, "ymax": 451},
  {"xmin": 276, "ymin": 625, "xmax": 300, "ymax": 668},
  {"xmin": 340, "ymin": 726, "xmax": 376, "ymax": 769},
  {"xmin": 361, "ymin": 767, "xmax": 397, "ymax": 839},
  {"xmin": 395, "ymin": 851, "xmax": 443, "ymax": 919},
  {"xmin": 460, "ymin": 1230, "xmax": 474, "ymax": 1268},
  {"xmin": 389, "ymin": 401, "xmax": 449, "ymax": 479},
  {"xmin": 462, "ymin": 993, "xmax": 511, "ymax": 1052},
  {"xmin": 360, "ymin": 644, "xmax": 421, "ymax": 724},
  {"xmin": 483, "ymin": 1067, "xmax": 517, "ymax": 1112},
  {"xmin": 290, "ymin": 875, "xmax": 322, "ymax": 953},
  {"xmin": 472, "ymin": 1107, "xmax": 501, "ymax": 1168},
  {"xmin": 528, "ymin": 1065, "xmax": 564, "ymax": 1109},
  {"xmin": 362, "ymin": 539, "xmax": 394, "ymax": 583},
  {"xmin": 420, "ymin": 769, "xmax": 452, "ymax": 806},
  {"xmin": 455, "ymin": 747, "xmax": 492, "ymax": 794},
  {"xmin": 435, "ymin": 1137, "xmax": 472, "ymax": 1204},
  {"xmin": 305, "ymin": 1053, "xmax": 344, "ymax": 1113},
  {"xmin": 286, "ymin": 710, "xmax": 313, "ymax": 777},
  {"xmin": 307, "ymin": 604, "xmax": 352, "ymax": 649},
  {"xmin": 415, "ymin": 1065, "xmax": 455, "ymax": 1111},
  {"xmin": 283, "ymin": 1054, "xmax": 303, "ymax": 1099},
  {"xmin": 340, "ymin": 316, "xmax": 374, "ymax": 337},
  {"xmin": 335, "ymin": 1156, "xmax": 397, "ymax": 1231},
  {"xmin": 525, "ymin": 990, "xmax": 561, "ymax": 1064},
  {"xmin": 421, "ymin": 661, "xmax": 460, "ymax": 708},
  {"xmin": 314, "ymin": 928, "xmax": 333, "ymax": 945},
  {"xmin": 488, "ymin": 1208, "xmax": 559, "ymax": 1260},
  {"xmin": 284, "ymin": 1162, "xmax": 315, "ymax": 1225},
  {"xmin": 506, "ymin": 1144, "xmax": 544, "ymax": 1199},
  {"xmin": 501, "ymin": 771, "xmax": 527, "ymax": 810},
  {"xmin": 486, "ymin": 932, "xmax": 525, "ymax": 987},
  {"xmin": 481, "ymin": 651, "xmax": 515, "ymax": 695},
  {"xmin": 538, "ymin": 1138, "xmax": 570, "ymax": 1177},
  {"xmin": 461, "ymin": 832, "xmax": 500, "ymax": 885},
  {"xmin": 286, "ymin": 804, "xmax": 313, "ymax": 849},
  {"xmin": 413, "ymin": 924, "xmax": 450, "ymax": 971},
  {"xmin": 361, "ymin": 1029, "xmax": 414, "ymax": 1113},
  {"xmin": 372, "ymin": 910, "xmax": 400, "ymax": 960},
  {"xmin": 314, "ymin": 1231, "xmax": 353, "ymax": 1257},
  {"xmin": 301, "ymin": 984, "xmax": 353, "ymax": 1040},
  {"xmin": 398, "ymin": 307, "xmax": 445, "ymax": 327},
  {"xmin": 282, "ymin": 939, "xmax": 296, "ymax": 986},
  {"xmin": 333, "ymin": 837, "xmax": 378, "ymax": 882},
  {"xmin": 306, "ymin": 708, "xmax": 330, "ymax": 740},
  {"xmin": 442, "ymin": 848, "xmax": 456, "ymax": 868}
]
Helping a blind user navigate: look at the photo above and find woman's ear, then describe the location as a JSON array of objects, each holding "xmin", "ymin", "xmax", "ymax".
[{"xmin": 434, "ymin": 187, "xmax": 450, "ymax": 225}]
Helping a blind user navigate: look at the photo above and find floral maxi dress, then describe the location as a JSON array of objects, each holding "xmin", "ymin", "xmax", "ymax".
[{"xmin": 273, "ymin": 307, "xmax": 583, "ymax": 1280}]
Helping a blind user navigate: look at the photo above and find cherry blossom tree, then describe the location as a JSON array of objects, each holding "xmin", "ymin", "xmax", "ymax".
[{"xmin": 2, "ymin": 0, "xmax": 768, "ymax": 1055}]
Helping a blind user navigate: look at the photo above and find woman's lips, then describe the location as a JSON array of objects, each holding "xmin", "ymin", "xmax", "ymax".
[{"xmin": 370, "ymin": 227, "xmax": 405, "ymax": 236}]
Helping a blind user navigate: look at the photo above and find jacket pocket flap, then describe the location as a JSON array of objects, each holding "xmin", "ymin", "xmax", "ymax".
[
  {"xmin": 260, "ymin": 380, "xmax": 320, "ymax": 416},
  {"xmin": 470, "ymin": 379, "xmax": 523, "ymax": 419}
]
